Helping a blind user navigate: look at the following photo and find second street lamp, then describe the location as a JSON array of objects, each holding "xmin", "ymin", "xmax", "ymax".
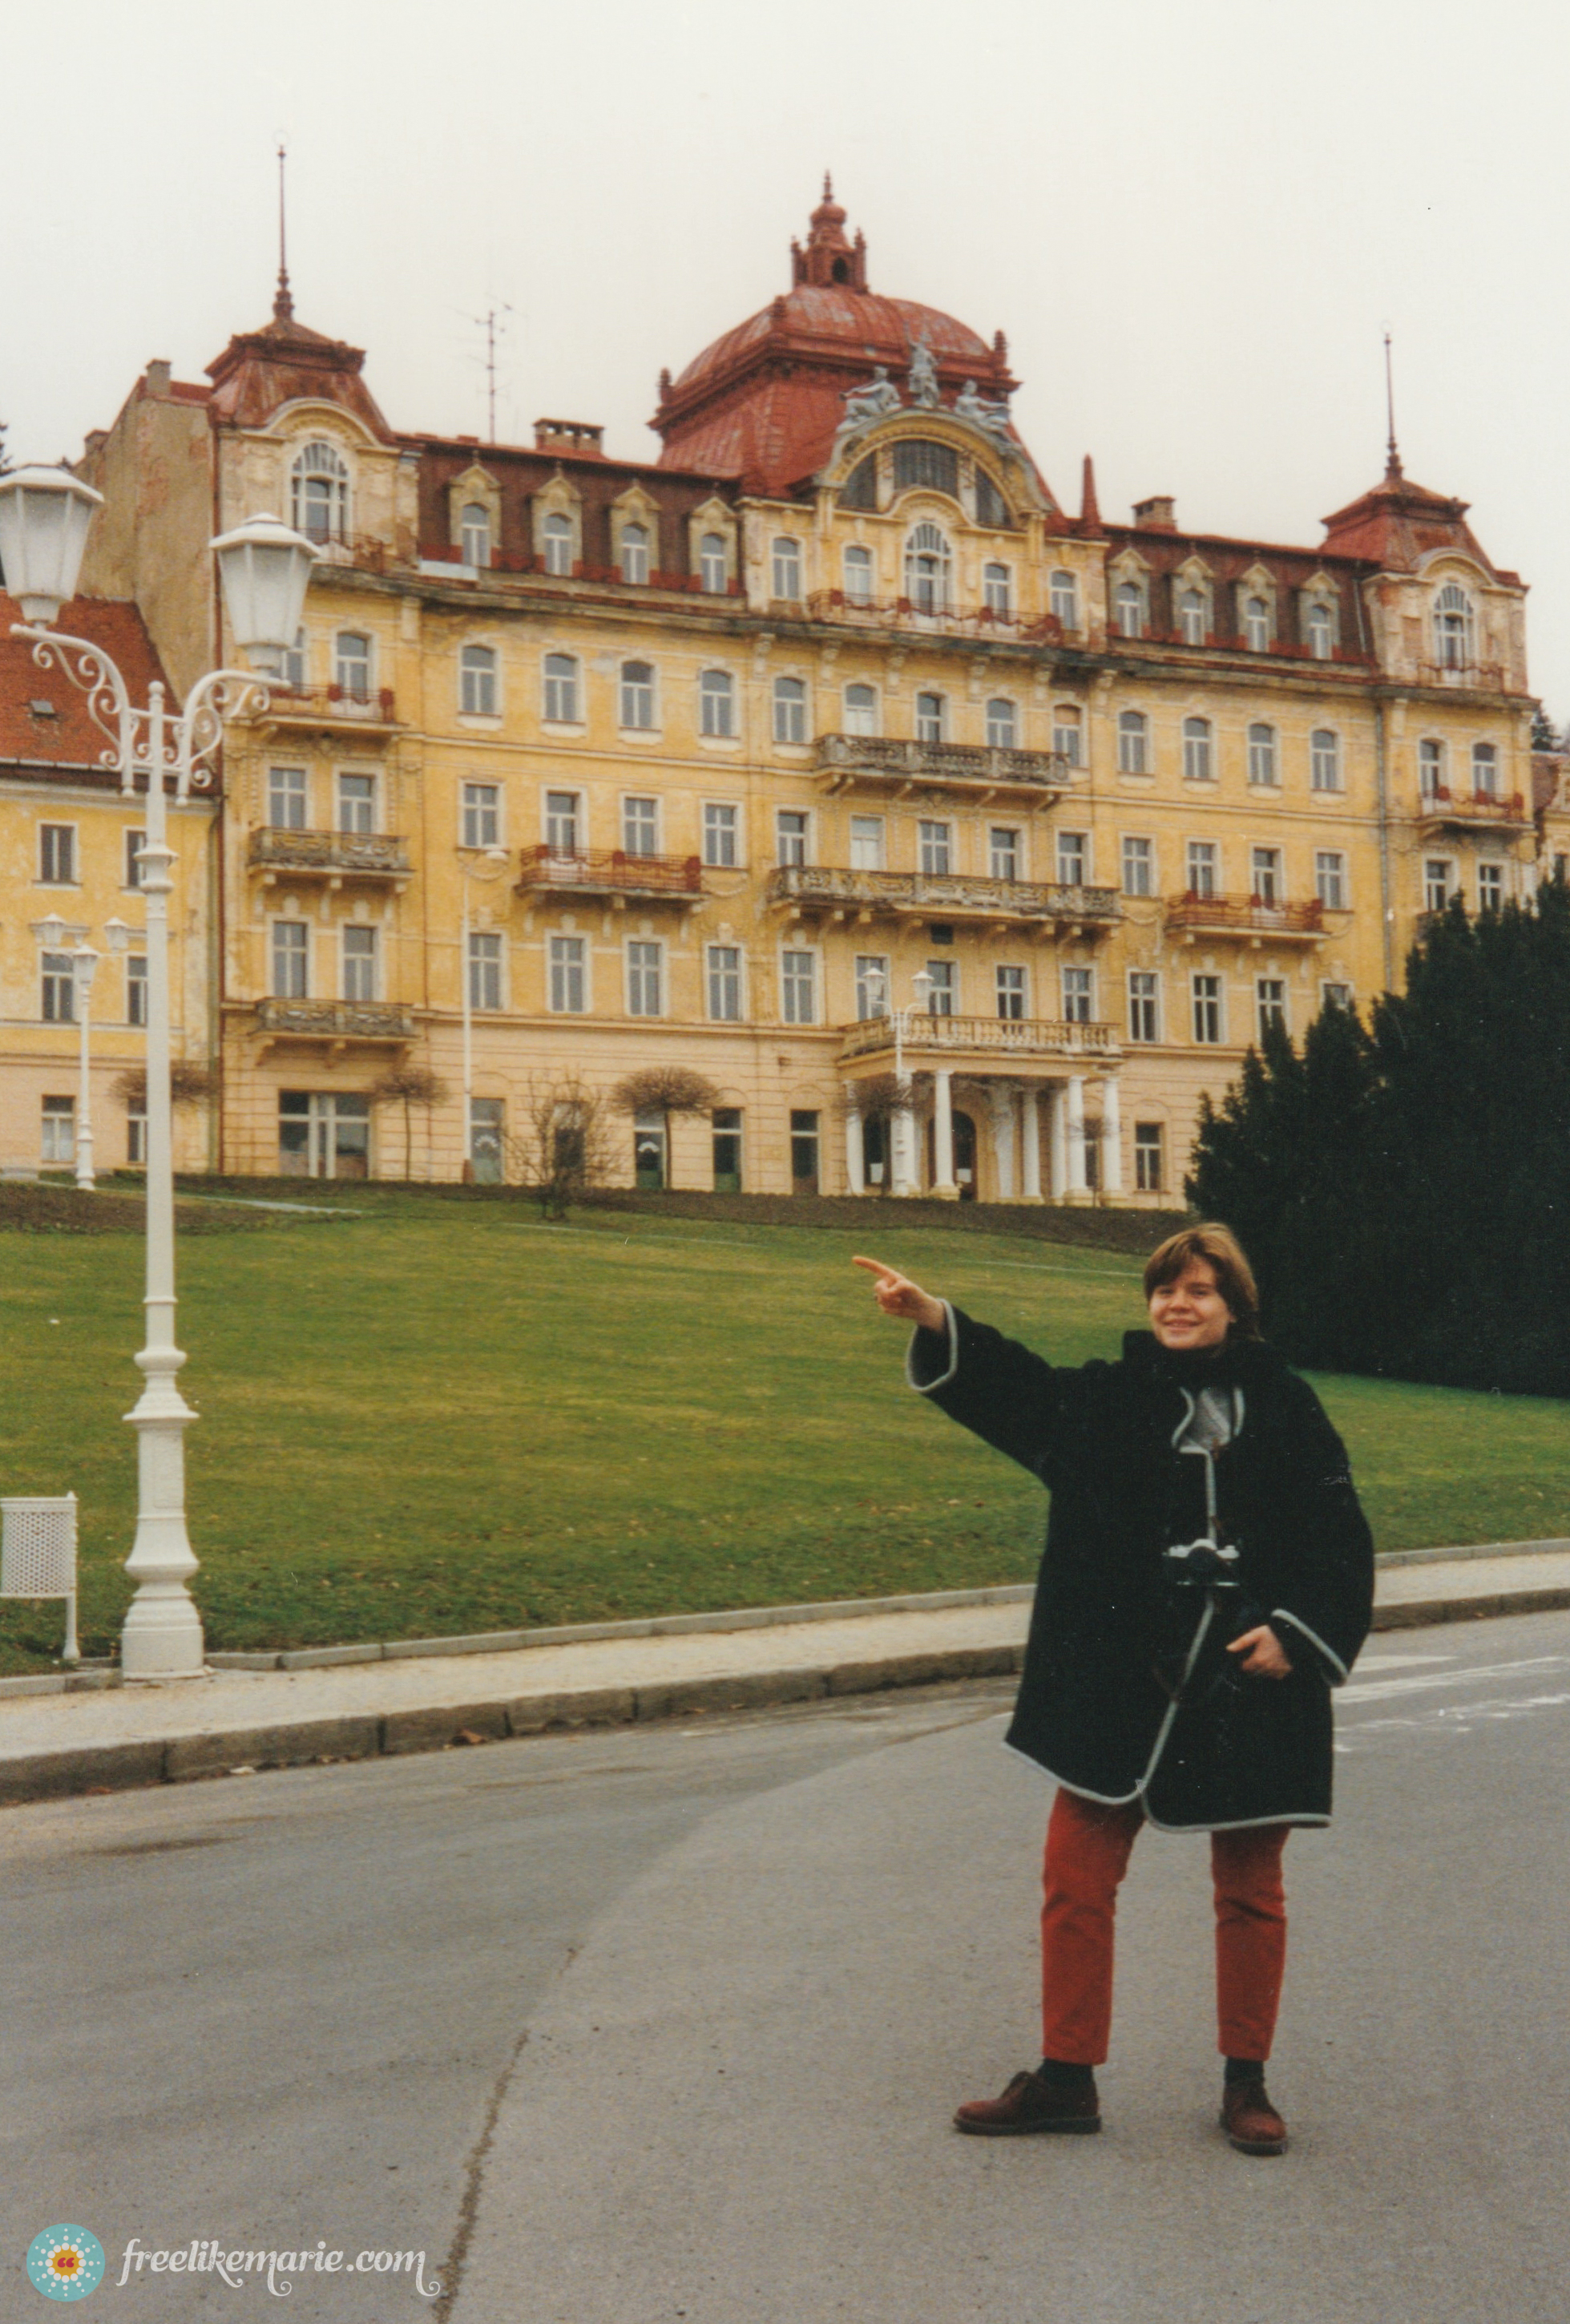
[
  {"xmin": 0, "ymin": 465, "xmax": 317, "ymax": 1679},
  {"xmin": 71, "ymin": 940, "xmax": 100, "ymax": 1191}
]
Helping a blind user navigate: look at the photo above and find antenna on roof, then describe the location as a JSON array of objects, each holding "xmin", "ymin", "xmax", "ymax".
[
  {"xmin": 1383, "ymin": 329, "xmax": 1403, "ymax": 482},
  {"xmin": 470, "ymin": 306, "xmax": 514, "ymax": 443},
  {"xmin": 274, "ymin": 142, "xmax": 294, "ymax": 324}
]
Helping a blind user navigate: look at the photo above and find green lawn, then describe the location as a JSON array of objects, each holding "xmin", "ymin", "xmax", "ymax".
[{"xmin": 0, "ymin": 1190, "xmax": 1566, "ymax": 1671}]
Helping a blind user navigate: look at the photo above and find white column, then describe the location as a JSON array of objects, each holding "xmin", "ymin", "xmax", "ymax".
[
  {"xmin": 844, "ymin": 1104, "xmax": 866, "ymax": 1195},
  {"xmin": 1020, "ymin": 1085, "xmax": 1043, "ymax": 1200},
  {"xmin": 1066, "ymin": 1073, "xmax": 1088, "ymax": 1198},
  {"xmin": 891, "ymin": 1104, "xmax": 918, "ymax": 1197},
  {"xmin": 1100, "ymin": 1075, "xmax": 1123, "ymax": 1196},
  {"xmin": 932, "ymin": 1067, "xmax": 958, "ymax": 1198},
  {"xmin": 1048, "ymin": 1083, "xmax": 1068, "ymax": 1200},
  {"xmin": 987, "ymin": 1082, "xmax": 1017, "ymax": 1200}
]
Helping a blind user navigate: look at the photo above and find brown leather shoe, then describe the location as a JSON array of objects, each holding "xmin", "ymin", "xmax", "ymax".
[
  {"xmin": 1221, "ymin": 2078, "xmax": 1287, "ymax": 2156},
  {"xmin": 954, "ymin": 2067, "xmax": 1101, "ymax": 2137}
]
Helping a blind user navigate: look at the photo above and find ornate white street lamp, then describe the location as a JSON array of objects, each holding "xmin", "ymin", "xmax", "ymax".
[
  {"xmin": 71, "ymin": 941, "xmax": 100, "ymax": 1190},
  {"xmin": 0, "ymin": 466, "xmax": 317, "ymax": 1678}
]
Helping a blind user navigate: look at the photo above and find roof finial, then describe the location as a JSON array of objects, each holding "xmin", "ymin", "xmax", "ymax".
[
  {"xmin": 274, "ymin": 142, "xmax": 294, "ymax": 324},
  {"xmin": 823, "ymin": 170, "xmax": 833, "ymax": 200},
  {"xmin": 1383, "ymin": 329, "xmax": 1402, "ymax": 482}
]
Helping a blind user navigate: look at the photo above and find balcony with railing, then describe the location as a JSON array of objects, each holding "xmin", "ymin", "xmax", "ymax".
[
  {"xmin": 840, "ymin": 1012, "xmax": 1120, "ymax": 1065},
  {"xmin": 1415, "ymin": 786, "xmax": 1529, "ymax": 835},
  {"xmin": 801, "ymin": 592, "xmax": 1068, "ymax": 644},
  {"xmin": 260, "ymin": 685, "xmax": 398, "ymax": 732},
  {"xmin": 1416, "ymin": 660, "xmax": 1510, "ymax": 693},
  {"xmin": 769, "ymin": 863, "xmax": 1120, "ymax": 931},
  {"xmin": 515, "ymin": 847, "xmax": 705, "ymax": 905},
  {"xmin": 814, "ymin": 733, "xmax": 1069, "ymax": 801},
  {"xmin": 252, "ymin": 1000, "xmax": 414, "ymax": 1044},
  {"xmin": 248, "ymin": 828, "xmax": 411, "ymax": 885},
  {"xmin": 1164, "ymin": 892, "xmax": 1326, "ymax": 944}
]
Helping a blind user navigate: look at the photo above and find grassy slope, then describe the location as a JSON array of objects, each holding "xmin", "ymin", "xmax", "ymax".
[{"xmin": 0, "ymin": 1193, "xmax": 1565, "ymax": 1669}]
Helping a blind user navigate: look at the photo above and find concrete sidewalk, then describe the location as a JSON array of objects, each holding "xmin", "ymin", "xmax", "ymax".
[{"xmin": 2, "ymin": 1542, "xmax": 1569, "ymax": 1809}]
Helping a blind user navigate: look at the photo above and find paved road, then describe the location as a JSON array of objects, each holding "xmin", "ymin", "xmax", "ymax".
[{"xmin": 9, "ymin": 1617, "xmax": 1570, "ymax": 2322}]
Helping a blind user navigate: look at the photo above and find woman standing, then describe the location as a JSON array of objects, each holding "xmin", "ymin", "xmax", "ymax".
[{"xmin": 854, "ymin": 1224, "xmax": 1373, "ymax": 2156}]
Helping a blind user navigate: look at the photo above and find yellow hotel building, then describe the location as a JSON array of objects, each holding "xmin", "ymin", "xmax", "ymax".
[{"xmin": 67, "ymin": 187, "xmax": 1542, "ymax": 1200}]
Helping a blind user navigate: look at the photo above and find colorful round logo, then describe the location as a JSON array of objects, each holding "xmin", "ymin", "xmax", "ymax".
[{"xmin": 26, "ymin": 2228, "xmax": 104, "ymax": 2303}]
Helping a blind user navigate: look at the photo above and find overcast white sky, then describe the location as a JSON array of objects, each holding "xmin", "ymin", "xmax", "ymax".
[{"xmin": 6, "ymin": 0, "xmax": 1568, "ymax": 711}]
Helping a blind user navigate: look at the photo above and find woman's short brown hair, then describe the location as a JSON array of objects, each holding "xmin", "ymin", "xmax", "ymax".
[{"xmin": 1143, "ymin": 1223, "xmax": 1261, "ymax": 1340}]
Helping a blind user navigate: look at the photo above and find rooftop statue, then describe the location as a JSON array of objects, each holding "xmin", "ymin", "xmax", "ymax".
[
  {"xmin": 955, "ymin": 379, "xmax": 1014, "ymax": 447},
  {"xmin": 907, "ymin": 330, "xmax": 941, "ymax": 410}
]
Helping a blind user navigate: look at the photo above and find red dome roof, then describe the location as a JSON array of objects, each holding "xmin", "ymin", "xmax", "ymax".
[{"xmin": 655, "ymin": 190, "xmax": 1017, "ymax": 495}]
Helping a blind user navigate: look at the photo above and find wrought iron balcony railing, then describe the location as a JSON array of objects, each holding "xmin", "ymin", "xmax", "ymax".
[
  {"xmin": 248, "ymin": 829, "xmax": 411, "ymax": 879},
  {"xmin": 1164, "ymin": 892, "xmax": 1326, "ymax": 940},
  {"xmin": 769, "ymin": 863, "xmax": 1120, "ymax": 926},
  {"xmin": 253, "ymin": 1000, "xmax": 414, "ymax": 1041},
  {"xmin": 814, "ymin": 733, "xmax": 1069, "ymax": 795},
  {"xmin": 840, "ymin": 1012, "xmax": 1120, "ymax": 1063},
  {"xmin": 515, "ymin": 847, "xmax": 704, "ymax": 900}
]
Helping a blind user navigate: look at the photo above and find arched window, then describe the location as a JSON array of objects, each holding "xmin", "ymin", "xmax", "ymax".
[
  {"xmin": 1179, "ymin": 588, "xmax": 1208, "ymax": 646},
  {"xmin": 772, "ymin": 538, "xmax": 802, "ymax": 600},
  {"xmin": 903, "ymin": 523, "xmax": 951, "ymax": 616},
  {"xmin": 461, "ymin": 503, "xmax": 491, "ymax": 567},
  {"xmin": 459, "ymin": 644, "xmax": 497, "ymax": 717},
  {"xmin": 698, "ymin": 532, "xmax": 728, "ymax": 593},
  {"xmin": 1115, "ymin": 580, "xmax": 1144, "ymax": 639},
  {"xmin": 1244, "ymin": 595, "xmax": 1270, "ymax": 651},
  {"xmin": 1183, "ymin": 716, "xmax": 1213, "ymax": 781},
  {"xmin": 1117, "ymin": 709, "xmax": 1148, "ymax": 775},
  {"xmin": 986, "ymin": 697, "xmax": 1018, "ymax": 749},
  {"xmin": 543, "ymin": 653, "xmax": 580, "ymax": 723},
  {"xmin": 983, "ymin": 562, "xmax": 1011, "ymax": 618},
  {"xmin": 843, "ymin": 681, "xmax": 877, "ymax": 737},
  {"xmin": 1419, "ymin": 738, "xmax": 1446, "ymax": 798},
  {"xmin": 542, "ymin": 511, "xmax": 575, "ymax": 577},
  {"xmin": 1310, "ymin": 729, "xmax": 1342, "ymax": 792},
  {"xmin": 1306, "ymin": 598, "xmax": 1335, "ymax": 660},
  {"xmin": 839, "ymin": 454, "xmax": 878, "ymax": 511},
  {"xmin": 1247, "ymin": 723, "xmax": 1278, "ymax": 786},
  {"xmin": 974, "ymin": 469, "xmax": 1010, "ymax": 528},
  {"xmin": 1050, "ymin": 570, "xmax": 1079, "ymax": 628},
  {"xmin": 333, "ymin": 632, "xmax": 371, "ymax": 701},
  {"xmin": 619, "ymin": 522, "xmax": 649, "ymax": 585},
  {"xmin": 291, "ymin": 441, "xmax": 349, "ymax": 544},
  {"xmin": 842, "ymin": 544, "xmax": 874, "ymax": 605},
  {"xmin": 914, "ymin": 690, "xmax": 946, "ymax": 743},
  {"xmin": 700, "ymin": 669, "xmax": 735, "ymax": 738},
  {"xmin": 620, "ymin": 661, "xmax": 655, "ymax": 731},
  {"xmin": 1435, "ymin": 583, "xmax": 1475, "ymax": 669},
  {"xmin": 1471, "ymin": 741, "xmax": 1499, "ymax": 798},
  {"xmin": 773, "ymin": 675, "xmax": 807, "ymax": 746}
]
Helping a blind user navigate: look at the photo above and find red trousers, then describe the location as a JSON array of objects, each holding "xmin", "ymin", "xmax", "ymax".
[{"xmin": 1040, "ymin": 1786, "xmax": 1289, "ymax": 2065}]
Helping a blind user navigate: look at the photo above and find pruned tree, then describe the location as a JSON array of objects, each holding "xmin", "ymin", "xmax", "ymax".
[
  {"xmin": 610, "ymin": 1063, "xmax": 720, "ymax": 1190},
  {"xmin": 508, "ymin": 1072, "xmax": 614, "ymax": 1220},
  {"xmin": 837, "ymin": 1071, "xmax": 931, "ymax": 1126},
  {"xmin": 113, "ymin": 1061, "xmax": 219, "ymax": 1109},
  {"xmin": 368, "ymin": 1065, "xmax": 449, "ymax": 1182}
]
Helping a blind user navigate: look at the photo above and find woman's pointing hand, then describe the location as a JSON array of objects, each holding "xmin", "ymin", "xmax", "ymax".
[{"xmin": 852, "ymin": 1255, "xmax": 946, "ymax": 1336}]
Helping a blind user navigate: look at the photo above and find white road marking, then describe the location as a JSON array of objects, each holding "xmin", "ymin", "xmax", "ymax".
[{"xmin": 1341, "ymin": 1654, "xmax": 1570, "ymax": 1704}]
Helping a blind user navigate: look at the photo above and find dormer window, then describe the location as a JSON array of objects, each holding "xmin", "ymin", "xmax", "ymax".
[
  {"xmin": 1115, "ymin": 580, "xmax": 1145, "ymax": 639},
  {"xmin": 1179, "ymin": 588, "xmax": 1208, "ymax": 645},
  {"xmin": 904, "ymin": 523, "xmax": 951, "ymax": 615},
  {"xmin": 699, "ymin": 532, "xmax": 728, "ymax": 593},
  {"xmin": 1244, "ymin": 595, "xmax": 1270, "ymax": 651},
  {"xmin": 772, "ymin": 538, "xmax": 802, "ymax": 600},
  {"xmin": 620, "ymin": 522, "xmax": 649, "ymax": 585},
  {"xmin": 543, "ymin": 511, "xmax": 574, "ymax": 577},
  {"xmin": 291, "ymin": 441, "xmax": 349, "ymax": 544},
  {"xmin": 1304, "ymin": 596, "xmax": 1336, "ymax": 660},
  {"xmin": 1434, "ymin": 583, "xmax": 1475, "ymax": 669},
  {"xmin": 461, "ymin": 503, "xmax": 491, "ymax": 567},
  {"xmin": 983, "ymin": 563, "xmax": 1011, "ymax": 618}
]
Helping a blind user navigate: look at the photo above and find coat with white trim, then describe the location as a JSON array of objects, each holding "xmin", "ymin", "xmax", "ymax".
[{"xmin": 909, "ymin": 1310, "xmax": 1374, "ymax": 1830}]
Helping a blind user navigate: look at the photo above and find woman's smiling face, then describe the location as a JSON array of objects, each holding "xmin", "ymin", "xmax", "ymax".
[{"xmin": 1148, "ymin": 1259, "xmax": 1233, "ymax": 1351}]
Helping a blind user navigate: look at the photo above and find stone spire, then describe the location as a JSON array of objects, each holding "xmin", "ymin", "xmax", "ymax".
[
  {"xmin": 273, "ymin": 143, "xmax": 294, "ymax": 325},
  {"xmin": 1080, "ymin": 454, "xmax": 1102, "ymax": 533}
]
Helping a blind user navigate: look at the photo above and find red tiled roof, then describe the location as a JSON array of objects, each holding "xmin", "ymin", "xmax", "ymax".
[
  {"xmin": 1320, "ymin": 463, "xmax": 1497, "ymax": 575},
  {"xmin": 206, "ymin": 305, "xmax": 395, "ymax": 443},
  {"xmin": 0, "ymin": 595, "xmax": 175, "ymax": 775}
]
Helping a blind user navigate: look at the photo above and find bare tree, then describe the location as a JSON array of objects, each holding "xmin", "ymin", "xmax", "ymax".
[
  {"xmin": 508, "ymin": 1072, "xmax": 614, "ymax": 1219},
  {"xmin": 368, "ymin": 1065, "xmax": 450, "ymax": 1182},
  {"xmin": 838, "ymin": 1072, "xmax": 931, "ymax": 1193},
  {"xmin": 610, "ymin": 1064, "xmax": 720, "ymax": 1190},
  {"xmin": 114, "ymin": 1062, "xmax": 220, "ymax": 1109}
]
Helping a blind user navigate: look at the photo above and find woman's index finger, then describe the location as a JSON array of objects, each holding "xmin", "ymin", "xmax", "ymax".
[{"xmin": 851, "ymin": 1255, "xmax": 902, "ymax": 1280}]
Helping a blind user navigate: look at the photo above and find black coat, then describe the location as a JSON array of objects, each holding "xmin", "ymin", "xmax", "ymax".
[{"xmin": 910, "ymin": 1309, "xmax": 1374, "ymax": 1831}]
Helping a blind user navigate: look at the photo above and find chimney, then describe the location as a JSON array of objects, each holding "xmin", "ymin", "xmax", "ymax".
[
  {"xmin": 534, "ymin": 418, "xmax": 605, "ymax": 457},
  {"xmin": 143, "ymin": 359, "xmax": 172, "ymax": 398},
  {"xmin": 1132, "ymin": 495, "xmax": 1176, "ymax": 531}
]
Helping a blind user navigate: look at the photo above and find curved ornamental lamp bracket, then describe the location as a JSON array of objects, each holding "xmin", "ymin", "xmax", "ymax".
[
  {"xmin": 178, "ymin": 669, "xmax": 272, "ymax": 797},
  {"xmin": 23, "ymin": 632, "xmax": 132, "ymax": 778}
]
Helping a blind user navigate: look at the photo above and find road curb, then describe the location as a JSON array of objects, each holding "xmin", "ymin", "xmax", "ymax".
[{"xmin": 6, "ymin": 1585, "xmax": 1570, "ymax": 1810}]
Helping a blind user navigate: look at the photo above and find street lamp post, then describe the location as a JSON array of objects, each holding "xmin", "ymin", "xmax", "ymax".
[
  {"xmin": 459, "ymin": 847, "xmax": 511, "ymax": 1180},
  {"xmin": 71, "ymin": 941, "xmax": 100, "ymax": 1190},
  {"xmin": 0, "ymin": 469, "xmax": 317, "ymax": 1679}
]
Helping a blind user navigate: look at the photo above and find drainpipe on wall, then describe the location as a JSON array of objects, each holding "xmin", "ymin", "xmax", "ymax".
[{"xmin": 1374, "ymin": 697, "xmax": 1394, "ymax": 993}]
